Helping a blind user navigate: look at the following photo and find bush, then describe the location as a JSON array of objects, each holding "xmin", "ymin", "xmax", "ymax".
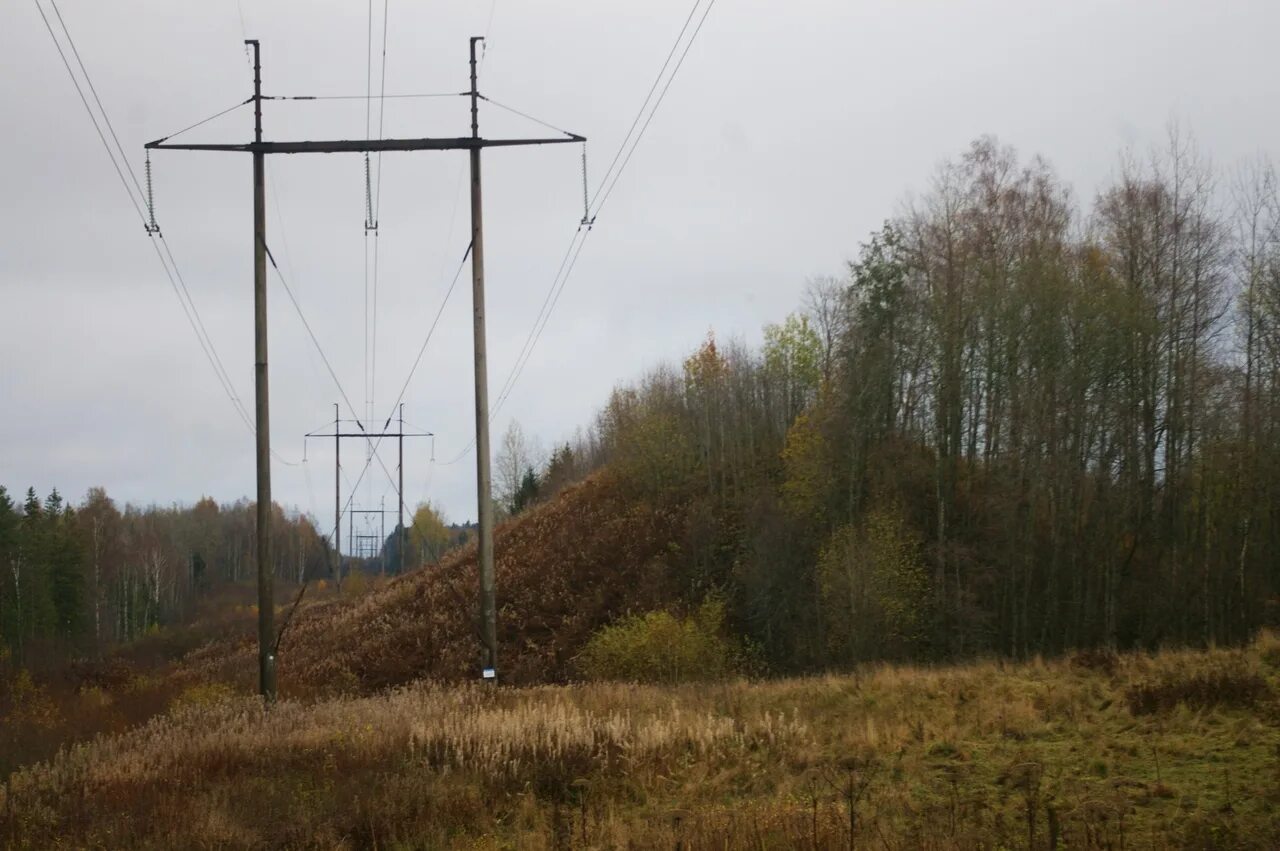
[
  {"xmin": 341, "ymin": 569, "xmax": 369, "ymax": 598},
  {"xmin": 1125, "ymin": 657, "xmax": 1270, "ymax": 715},
  {"xmin": 169, "ymin": 682, "xmax": 237, "ymax": 714},
  {"xmin": 576, "ymin": 598, "xmax": 744, "ymax": 684},
  {"xmin": 1070, "ymin": 648, "xmax": 1119, "ymax": 677}
]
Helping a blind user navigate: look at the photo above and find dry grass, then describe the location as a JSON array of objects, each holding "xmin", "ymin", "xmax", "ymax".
[
  {"xmin": 175, "ymin": 472, "xmax": 686, "ymax": 699},
  {"xmin": 0, "ymin": 473, "xmax": 679, "ymax": 784},
  {"xmin": 5, "ymin": 637, "xmax": 1280, "ymax": 849}
]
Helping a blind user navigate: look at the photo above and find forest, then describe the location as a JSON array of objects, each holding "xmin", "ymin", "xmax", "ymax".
[
  {"xmin": 6, "ymin": 131, "xmax": 1280, "ymax": 678},
  {"xmin": 0, "ymin": 486, "xmax": 330, "ymax": 667},
  {"xmin": 529, "ymin": 131, "xmax": 1280, "ymax": 670}
]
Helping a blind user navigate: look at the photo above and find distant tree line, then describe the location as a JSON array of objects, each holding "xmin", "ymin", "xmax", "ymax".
[
  {"xmin": 542, "ymin": 132, "xmax": 1280, "ymax": 670},
  {"xmin": 0, "ymin": 486, "xmax": 328, "ymax": 666}
]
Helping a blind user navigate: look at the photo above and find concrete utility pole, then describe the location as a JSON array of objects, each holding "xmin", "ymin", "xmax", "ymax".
[
  {"xmin": 469, "ymin": 36, "xmax": 498, "ymax": 681},
  {"xmin": 248, "ymin": 39, "xmax": 276, "ymax": 701},
  {"xmin": 147, "ymin": 38, "xmax": 582, "ymax": 688}
]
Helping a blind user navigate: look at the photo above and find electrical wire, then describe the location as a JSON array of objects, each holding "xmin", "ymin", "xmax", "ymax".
[
  {"xmin": 348, "ymin": 242, "xmax": 471, "ymax": 486},
  {"xmin": 509, "ymin": 0, "xmax": 719, "ymax": 397},
  {"xmin": 369, "ymin": 0, "xmax": 391, "ymax": 487},
  {"xmin": 592, "ymin": 0, "xmax": 717, "ymax": 218},
  {"xmin": 46, "ymin": 0, "xmax": 253, "ymax": 432},
  {"xmin": 262, "ymin": 240, "xmax": 366, "ymax": 433},
  {"xmin": 35, "ymin": 0, "xmax": 144, "ymax": 223},
  {"xmin": 47, "ymin": 0, "xmax": 149, "ymax": 205},
  {"xmin": 147, "ymin": 99, "xmax": 252, "ymax": 146},
  {"xmin": 34, "ymin": 0, "xmax": 299, "ymax": 462},
  {"xmin": 263, "ymin": 239, "xmax": 417, "ymax": 524},
  {"xmin": 440, "ymin": 0, "xmax": 718, "ymax": 465},
  {"xmin": 479, "ymin": 95, "xmax": 579, "ymax": 139},
  {"xmin": 587, "ymin": 0, "xmax": 703, "ymax": 213}
]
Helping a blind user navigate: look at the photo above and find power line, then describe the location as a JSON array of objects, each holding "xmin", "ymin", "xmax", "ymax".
[
  {"xmin": 157, "ymin": 233, "xmax": 254, "ymax": 426},
  {"xmin": 511, "ymin": 0, "xmax": 720, "ymax": 392},
  {"xmin": 353, "ymin": 240, "xmax": 471, "ymax": 481},
  {"xmin": 264, "ymin": 237, "xmax": 399, "ymax": 497},
  {"xmin": 369, "ymin": 0, "xmax": 391, "ymax": 485},
  {"xmin": 34, "ymin": 0, "xmax": 144, "ymax": 223},
  {"xmin": 480, "ymin": 95, "xmax": 579, "ymax": 139},
  {"xmin": 491, "ymin": 226, "xmax": 587, "ymax": 412},
  {"xmin": 587, "ymin": 0, "xmax": 704, "ymax": 213},
  {"xmin": 148, "ymin": 99, "xmax": 252, "ymax": 146},
  {"xmin": 441, "ymin": 0, "xmax": 718, "ymax": 465},
  {"xmin": 34, "ymin": 0, "xmax": 285, "ymax": 454},
  {"xmin": 363, "ymin": 0, "xmax": 374, "ymax": 437},
  {"xmin": 593, "ymin": 0, "xmax": 717, "ymax": 218},
  {"xmin": 42, "ymin": 0, "xmax": 248, "ymax": 429},
  {"xmin": 47, "ymin": 0, "xmax": 148, "ymax": 205},
  {"xmin": 262, "ymin": 240, "xmax": 365, "ymax": 432}
]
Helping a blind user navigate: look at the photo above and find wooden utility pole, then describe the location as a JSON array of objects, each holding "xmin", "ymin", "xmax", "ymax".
[
  {"xmin": 469, "ymin": 36, "xmax": 498, "ymax": 681},
  {"xmin": 147, "ymin": 38, "xmax": 582, "ymax": 688},
  {"xmin": 307, "ymin": 414, "xmax": 431, "ymax": 572},
  {"xmin": 398, "ymin": 403, "xmax": 406, "ymax": 575},
  {"xmin": 333, "ymin": 402, "xmax": 341, "ymax": 589},
  {"xmin": 249, "ymin": 39, "xmax": 276, "ymax": 701}
]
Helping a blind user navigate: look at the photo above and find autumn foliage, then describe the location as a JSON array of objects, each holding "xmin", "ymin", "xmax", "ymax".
[{"xmin": 179, "ymin": 471, "xmax": 687, "ymax": 695}]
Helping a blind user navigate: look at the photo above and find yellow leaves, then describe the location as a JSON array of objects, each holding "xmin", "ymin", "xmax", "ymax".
[
  {"xmin": 169, "ymin": 681, "xmax": 236, "ymax": 715},
  {"xmin": 817, "ymin": 506, "xmax": 930, "ymax": 663},
  {"xmin": 763, "ymin": 313, "xmax": 822, "ymax": 395},
  {"xmin": 409, "ymin": 501, "xmax": 451, "ymax": 566},
  {"xmin": 577, "ymin": 598, "xmax": 743, "ymax": 684},
  {"xmin": 682, "ymin": 331, "xmax": 728, "ymax": 393},
  {"xmin": 5, "ymin": 669, "xmax": 62, "ymax": 731},
  {"xmin": 780, "ymin": 412, "xmax": 834, "ymax": 524}
]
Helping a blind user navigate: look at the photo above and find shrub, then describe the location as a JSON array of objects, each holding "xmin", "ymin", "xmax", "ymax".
[
  {"xmin": 1125, "ymin": 657, "xmax": 1271, "ymax": 715},
  {"xmin": 169, "ymin": 682, "xmax": 237, "ymax": 714},
  {"xmin": 1070, "ymin": 648, "xmax": 1119, "ymax": 677},
  {"xmin": 342, "ymin": 569, "xmax": 369, "ymax": 598},
  {"xmin": 576, "ymin": 598, "xmax": 743, "ymax": 683},
  {"xmin": 1256, "ymin": 629, "xmax": 1280, "ymax": 670}
]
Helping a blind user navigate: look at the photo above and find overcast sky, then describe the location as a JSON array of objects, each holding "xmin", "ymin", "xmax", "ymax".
[{"xmin": 3, "ymin": 0, "xmax": 1278, "ymax": 543}]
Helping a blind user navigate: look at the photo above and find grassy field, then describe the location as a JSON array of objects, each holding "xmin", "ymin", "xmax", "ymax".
[{"xmin": 4, "ymin": 636, "xmax": 1279, "ymax": 849}]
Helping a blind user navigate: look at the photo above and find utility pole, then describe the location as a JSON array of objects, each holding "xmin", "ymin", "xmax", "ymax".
[
  {"xmin": 333, "ymin": 402, "xmax": 340, "ymax": 589},
  {"xmin": 307, "ymin": 415, "xmax": 431, "ymax": 574},
  {"xmin": 350, "ymin": 508, "xmax": 388, "ymax": 560},
  {"xmin": 469, "ymin": 36, "xmax": 498, "ymax": 682},
  {"xmin": 398, "ymin": 403, "xmax": 406, "ymax": 575},
  {"xmin": 147, "ymin": 38, "xmax": 582, "ymax": 686},
  {"xmin": 249, "ymin": 39, "xmax": 276, "ymax": 702}
]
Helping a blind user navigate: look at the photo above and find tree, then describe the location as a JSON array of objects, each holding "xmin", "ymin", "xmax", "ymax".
[
  {"xmin": 512, "ymin": 467, "xmax": 540, "ymax": 514},
  {"xmin": 77, "ymin": 487, "xmax": 121, "ymax": 655},
  {"xmin": 818, "ymin": 505, "xmax": 930, "ymax": 664},
  {"xmin": 495, "ymin": 420, "xmax": 538, "ymax": 516},
  {"xmin": 408, "ymin": 502, "xmax": 451, "ymax": 567}
]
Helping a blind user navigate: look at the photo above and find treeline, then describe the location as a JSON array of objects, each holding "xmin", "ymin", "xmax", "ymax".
[
  {"xmin": 0, "ymin": 486, "xmax": 328, "ymax": 665},
  {"xmin": 536, "ymin": 132, "xmax": 1280, "ymax": 670}
]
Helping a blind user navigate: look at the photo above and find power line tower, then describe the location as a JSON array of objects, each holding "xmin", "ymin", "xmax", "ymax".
[
  {"xmin": 306, "ymin": 404, "xmax": 431, "ymax": 584},
  {"xmin": 350, "ymin": 506, "xmax": 387, "ymax": 563},
  {"xmin": 148, "ymin": 37, "xmax": 581, "ymax": 697}
]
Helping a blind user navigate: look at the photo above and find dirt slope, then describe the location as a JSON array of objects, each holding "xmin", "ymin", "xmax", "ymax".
[{"xmin": 182, "ymin": 473, "xmax": 687, "ymax": 695}]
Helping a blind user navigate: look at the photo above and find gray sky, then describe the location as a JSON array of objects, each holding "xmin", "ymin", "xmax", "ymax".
[{"xmin": 2, "ymin": 0, "xmax": 1278, "ymax": 541}]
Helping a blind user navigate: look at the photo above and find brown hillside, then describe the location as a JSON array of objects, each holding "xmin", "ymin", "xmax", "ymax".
[{"xmin": 182, "ymin": 473, "xmax": 687, "ymax": 695}]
